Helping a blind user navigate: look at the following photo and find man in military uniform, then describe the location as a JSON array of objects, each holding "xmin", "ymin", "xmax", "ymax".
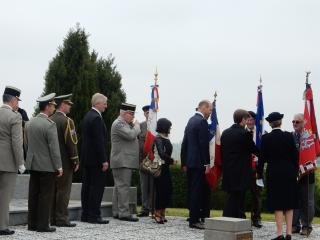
[
  {"xmin": 111, "ymin": 103, "xmax": 141, "ymax": 222},
  {"xmin": 25, "ymin": 93, "xmax": 63, "ymax": 232},
  {"xmin": 137, "ymin": 105, "xmax": 154, "ymax": 217},
  {"xmin": 50, "ymin": 94, "xmax": 79, "ymax": 227},
  {"xmin": 0, "ymin": 86, "xmax": 25, "ymax": 235}
]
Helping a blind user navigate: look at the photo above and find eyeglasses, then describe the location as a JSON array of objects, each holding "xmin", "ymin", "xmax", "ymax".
[{"xmin": 292, "ymin": 120, "xmax": 302, "ymax": 124}]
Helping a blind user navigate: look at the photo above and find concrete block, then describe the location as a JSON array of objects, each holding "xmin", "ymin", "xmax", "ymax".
[
  {"xmin": 13, "ymin": 174, "xmax": 30, "ymax": 199},
  {"xmin": 205, "ymin": 217, "xmax": 251, "ymax": 232},
  {"xmin": 204, "ymin": 229, "xmax": 253, "ymax": 240}
]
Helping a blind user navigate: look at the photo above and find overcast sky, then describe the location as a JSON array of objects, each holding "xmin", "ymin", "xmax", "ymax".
[{"xmin": 1, "ymin": 0, "xmax": 320, "ymax": 143}]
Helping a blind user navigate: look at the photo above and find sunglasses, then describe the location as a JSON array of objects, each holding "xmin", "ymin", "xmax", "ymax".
[{"xmin": 292, "ymin": 120, "xmax": 302, "ymax": 124}]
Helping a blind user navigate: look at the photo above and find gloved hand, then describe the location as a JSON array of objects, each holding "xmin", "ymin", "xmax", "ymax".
[{"xmin": 18, "ymin": 164, "xmax": 26, "ymax": 174}]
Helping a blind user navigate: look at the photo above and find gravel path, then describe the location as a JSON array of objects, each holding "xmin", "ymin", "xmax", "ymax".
[{"xmin": 3, "ymin": 217, "xmax": 320, "ymax": 240}]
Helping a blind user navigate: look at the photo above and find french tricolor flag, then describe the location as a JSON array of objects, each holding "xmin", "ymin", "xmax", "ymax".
[{"xmin": 143, "ymin": 83, "xmax": 159, "ymax": 156}]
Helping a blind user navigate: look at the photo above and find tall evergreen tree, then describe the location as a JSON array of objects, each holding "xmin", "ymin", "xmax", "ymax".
[{"xmin": 41, "ymin": 25, "xmax": 126, "ymax": 182}]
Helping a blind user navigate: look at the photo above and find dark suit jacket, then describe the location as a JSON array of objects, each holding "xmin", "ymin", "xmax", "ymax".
[
  {"xmin": 81, "ymin": 109, "xmax": 108, "ymax": 167},
  {"xmin": 181, "ymin": 113, "xmax": 210, "ymax": 169},
  {"xmin": 257, "ymin": 129, "xmax": 299, "ymax": 210},
  {"xmin": 221, "ymin": 124, "xmax": 259, "ymax": 191},
  {"xmin": 257, "ymin": 129, "xmax": 299, "ymax": 181}
]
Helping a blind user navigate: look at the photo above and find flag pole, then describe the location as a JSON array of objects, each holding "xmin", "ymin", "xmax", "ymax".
[
  {"xmin": 305, "ymin": 70, "xmax": 311, "ymax": 238},
  {"xmin": 150, "ymin": 68, "xmax": 158, "ymax": 220}
]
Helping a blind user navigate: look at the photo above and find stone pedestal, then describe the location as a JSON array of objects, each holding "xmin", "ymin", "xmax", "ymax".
[{"xmin": 204, "ymin": 217, "xmax": 253, "ymax": 240}]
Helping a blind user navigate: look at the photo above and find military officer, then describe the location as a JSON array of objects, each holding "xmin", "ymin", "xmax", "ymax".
[
  {"xmin": 111, "ymin": 103, "xmax": 141, "ymax": 222},
  {"xmin": 0, "ymin": 86, "xmax": 25, "ymax": 235},
  {"xmin": 25, "ymin": 93, "xmax": 63, "ymax": 233},
  {"xmin": 137, "ymin": 105, "xmax": 154, "ymax": 217},
  {"xmin": 50, "ymin": 94, "xmax": 79, "ymax": 227}
]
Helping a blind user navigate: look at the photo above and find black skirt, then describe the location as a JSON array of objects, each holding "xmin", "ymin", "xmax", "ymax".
[
  {"xmin": 154, "ymin": 165, "xmax": 172, "ymax": 210},
  {"xmin": 266, "ymin": 164, "xmax": 300, "ymax": 211}
]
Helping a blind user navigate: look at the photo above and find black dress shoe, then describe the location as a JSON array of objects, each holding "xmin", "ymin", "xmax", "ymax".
[
  {"xmin": 285, "ymin": 235, "xmax": 292, "ymax": 240},
  {"xmin": 55, "ymin": 222, "xmax": 76, "ymax": 227},
  {"xmin": 87, "ymin": 218, "xmax": 109, "ymax": 224},
  {"xmin": 292, "ymin": 226, "xmax": 301, "ymax": 234},
  {"xmin": 189, "ymin": 222, "xmax": 205, "ymax": 230},
  {"xmin": 113, "ymin": 215, "xmax": 119, "ymax": 219},
  {"xmin": 271, "ymin": 236, "xmax": 284, "ymax": 240},
  {"xmin": 0, "ymin": 229, "xmax": 15, "ymax": 235},
  {"xmin": 119, "ymin": 216, "xmax": 139, "ymax": 222},
  {"xmin": 28, "ymin": 226, "xmax": 37, "ymax": 231},
  {"xmin": 137, "ymin": 212, "xmax": 149, "ymax": 217},
  {"xmin": 37, "ymin": 227, "xmax": 56, "ymax": 232},
  {"xmin": 252, "ymin": 221, "xmax": 263, "ymax": 228}
]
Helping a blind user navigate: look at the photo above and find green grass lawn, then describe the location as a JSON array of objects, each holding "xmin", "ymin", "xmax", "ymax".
[{"xmin": 137, "ymin": 207, "xmax": 320, "ymax": 224}]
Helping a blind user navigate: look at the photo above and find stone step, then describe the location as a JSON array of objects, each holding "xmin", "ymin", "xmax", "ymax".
[
  {"xmin": 9, "ymin": 175, "xmax": 137, "ymax": 226},
  {"xmin": 9, "ymin": 199, "xmax": 136, "ymax": 226}
]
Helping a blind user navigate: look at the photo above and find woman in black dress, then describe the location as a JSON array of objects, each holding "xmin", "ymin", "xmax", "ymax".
[
  {"xmin": 153, "ymin": 118, "xmax": 177, "ymax": 224},
  {"xmin": 257, "ymin": 112, "xmax": 299, "ymax": 240}
]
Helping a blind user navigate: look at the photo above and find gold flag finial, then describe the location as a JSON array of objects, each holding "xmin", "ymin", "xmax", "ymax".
[
  {"xmin": 214, "ymin": 91, "xmax": 217, "ymax": 101},
  {"xmin": 306, "ymin": 69, "xmax": 311, "ymax": 84},
  {"xmin": 154, "ymin": 68, "xmax": 159, "ymax": 85},
  {"xmin": 258, "ymin": 75, "xmax": 263, "ymax": 90}
]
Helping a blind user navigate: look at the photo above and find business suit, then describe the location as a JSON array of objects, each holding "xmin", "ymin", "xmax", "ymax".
[
  {"xmin": 181, "ymin": 113, "xmax": 210, "ymax": 225},
  {"xmin": 50, "ymin": 111, "xmax": 79, "ymax": 225},
  {"xmin": 25, "ymin": 113, "xmax": 62, "ymax": 230},
  {"xmin": 221, "ymin": 124, "xmax": 258, "ymax": 218},
  {"xmin": 0, "ymin": 105, "xmax": 24, "ymax": 231},
  {"xmin": 138, "ymin": 121, "xmax": 153, "ymax": 215},
  {"xmin": 81, "ymin": 108, "xmax": 108, "ymax": 221},
  {"xmin": 257, "ymin": 129, "xmax": 299, "ymax": 211},
  {"xmin": 110, "ymin": 117, "xmax": 140, "ymax": 218}
]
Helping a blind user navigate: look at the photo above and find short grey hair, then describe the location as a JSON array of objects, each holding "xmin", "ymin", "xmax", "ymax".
[
  {"xmin": 2, "ymin": 94, "xmax": 14, "ymax": 103},
  {"xmin": 91, "ymin": 93, "xmax": 107, "ymax": 107},
  {"xmin": 269, "ymin": 120, "xmax": 282, "ymax": 128}
]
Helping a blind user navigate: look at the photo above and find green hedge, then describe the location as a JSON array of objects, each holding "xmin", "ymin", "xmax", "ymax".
[{"xmin": 132, "ymin": 165, "xmax": 320, "ymax": 217}]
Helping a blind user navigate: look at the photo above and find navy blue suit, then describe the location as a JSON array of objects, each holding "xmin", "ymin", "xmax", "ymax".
[
  {"xmin": 181, "ymin": 113, "xmax": 210, "ymax": 225},
  {"xmin": 80, "ymin": 109, "xmax": 108, "ymax": 221}
]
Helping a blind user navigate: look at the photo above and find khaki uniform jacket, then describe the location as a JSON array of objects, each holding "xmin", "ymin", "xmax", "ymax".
[
  {"xmin": 25, "ymin": 113, "xmax": 62, "ymax": 172},
  {"xmin": 110, "ymin": 117, "xmax": 141, "ymax": 169},
  {"xmin": 50, "ymin": 111, "xmax": 79, "ymax": 170},
  {"xmin": 0, "ymin": 105, "xmax": 24, "ymax": 172}
]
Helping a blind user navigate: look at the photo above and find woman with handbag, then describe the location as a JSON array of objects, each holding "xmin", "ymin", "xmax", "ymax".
[{"xmin": 153, "ymin": 118, "xmax": 177, "ymax": 224}]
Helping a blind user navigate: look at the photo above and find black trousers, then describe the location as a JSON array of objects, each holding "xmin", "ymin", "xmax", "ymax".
[
  {"xmin": 250, "ymin": 172, "xmax": 262, "ymax": 222},
  {"xmin": 200, "ymin": 178, "xmax": 211, "ymax": 219},
  {"xmin": 187, "ymin": 168, "xmax": 206, "ymax": 224},
  {"xmin": 28, "ymin": 171, "xmax": 56, "ymax": 230},
  {"xmin": 223, "ymin": 190, "xmax": 246, "ymax": 219},
  {"xmin": 81, "ymin": 167, "xmax": 106, "ymax": 220}
]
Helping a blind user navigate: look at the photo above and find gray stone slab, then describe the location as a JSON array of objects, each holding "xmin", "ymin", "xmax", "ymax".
[
  {"xmin": 13, "ymin": 174, "xmax": 29, "ymax": 199},
  {"xmin": 205, "ymin": 217, "xmax": 251, "ymax": 232},
  {"xmin": 205, "ymin": 229, "xmax": 253, "ymax": 240}
]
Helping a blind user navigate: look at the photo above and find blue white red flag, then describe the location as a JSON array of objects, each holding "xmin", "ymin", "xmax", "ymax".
[
  {"xmin": 206, "ymin": 98, "xmax": 222, "ymax": 190},
  {"xmin": 255, "ymin": 84, "xmax": 264, "ymax": 148},
  {"xmin": 143, "ymin": 84, "xmax": 159, "ymax": 154}
]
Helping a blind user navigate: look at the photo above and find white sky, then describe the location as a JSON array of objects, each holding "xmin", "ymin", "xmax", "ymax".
[{"xmin": 1, "ymin": 0, "xmax": 320, "ymax": 142}]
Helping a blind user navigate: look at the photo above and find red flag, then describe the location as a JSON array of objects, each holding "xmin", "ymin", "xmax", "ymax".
[
  {"xmin": 304, "ymin": 85, "xmax": 320, "ymax": 156},
  {"xmin": 299, "ymin": 85, "xmax": 318, "ymax": 177}
]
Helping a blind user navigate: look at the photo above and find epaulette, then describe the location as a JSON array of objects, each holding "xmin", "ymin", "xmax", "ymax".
[{"xmin": 47, "ymin": 118, "xmax": 55, "ymax": 124}]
